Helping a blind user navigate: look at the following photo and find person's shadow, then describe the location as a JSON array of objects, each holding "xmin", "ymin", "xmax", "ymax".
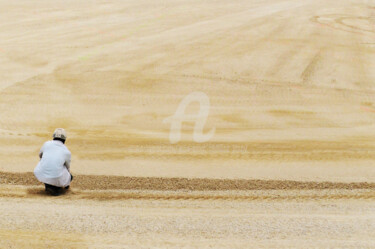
[{"xmin": 27, "ymin": 187, "xmax": 71, "ymax": 197}]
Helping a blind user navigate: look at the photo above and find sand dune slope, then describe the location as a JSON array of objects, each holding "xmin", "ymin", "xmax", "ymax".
[
  {"xmin": 1, "ymin": 0, "xmax": 375, "ymax": 248},
  {"xmin": 0, "ymin": 0, "xmax": 374, "ymax": 181}
]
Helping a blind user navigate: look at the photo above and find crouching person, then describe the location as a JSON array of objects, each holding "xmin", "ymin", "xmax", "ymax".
[{"xmin": 34, "ymin": 128, "xmax": 73, "ymax": 196}]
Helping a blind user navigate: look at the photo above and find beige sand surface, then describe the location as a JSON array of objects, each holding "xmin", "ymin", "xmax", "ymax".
[
  {"xmin": 1, "ymin": 172, "xmax": 375, "ymax": 248},
  {"xmin": 0, "ymin": 0, "xmax": 374, "ymax": 181},
  {"xmin": 1, "ymin": 0, "xmax": 375, "ymax": 248},
  {"xmin": 0, "ymin": 179, "xmax": 375, "ymax": 248},
  {"xmin": 1, "ymin": 182, "xmax": 375, "ymax": 248}
]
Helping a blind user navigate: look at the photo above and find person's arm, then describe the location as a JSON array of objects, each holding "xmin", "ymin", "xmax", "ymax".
[
  {"xmin": 64, "ymin": 152, "xmax": 71, "ymax": 171},
  {"xmin": 39, "ymin": 143, "xmax": 46, "ymax": 159}
]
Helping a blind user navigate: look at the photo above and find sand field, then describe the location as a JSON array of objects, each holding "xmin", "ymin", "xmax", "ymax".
[{"xmin": 0, "ymin": 0, "xmax": 375, "ymax": 247}]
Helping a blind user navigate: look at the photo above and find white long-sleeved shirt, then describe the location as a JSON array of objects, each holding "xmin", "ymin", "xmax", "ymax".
[{"xmin": 34, "ymin": 140, "xmax": 72, "ymax": 187}]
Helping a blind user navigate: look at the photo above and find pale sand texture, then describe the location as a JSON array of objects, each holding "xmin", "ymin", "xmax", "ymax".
[
  {"xmin": 1, "ymin": 184, "xmax": 375, "ymax": 248},
  {"xmin": 1, "ymin": 172, "xmax": 375, "ymax": 248},
  {"xmin": 1, "ymin": 0, "xmax": 375, "ymax": 248},
  {"xmin": 0, "ymin": 0, "xmax": 375, "ymax": 181}
]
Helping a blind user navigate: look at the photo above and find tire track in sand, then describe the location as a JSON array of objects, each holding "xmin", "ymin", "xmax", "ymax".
[
  {"xmin": 1, "ymin": 171, "xmax": 375, "ymax": 191},
  {"xmin": 0, "ymin": 186, "xmax": 374, "ymax": 201}
]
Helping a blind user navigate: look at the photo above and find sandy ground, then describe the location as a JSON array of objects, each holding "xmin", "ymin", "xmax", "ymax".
[
  {"xmin": 0, "ymin": 0, "xmax": 374, "ymax": 181},
  {"xmin": 1, "ymin": 0, "xmax": 375, "ymax": 248},
  {"xmin": 1, "ymin": 181, "xmax": 375, "ymax": 249}
]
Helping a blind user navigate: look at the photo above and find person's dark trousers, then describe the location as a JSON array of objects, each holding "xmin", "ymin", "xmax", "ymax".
[
  {"xmin": 44, "ymin": 183, "xmax": 62, "ymax": 196},
  {"xmin": 45, "ymin": 173, "xmax": 73, "ymax": 195}
]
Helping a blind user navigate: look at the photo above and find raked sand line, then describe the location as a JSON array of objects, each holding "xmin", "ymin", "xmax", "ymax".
[
  {"xmin": 1, "ymin": 171, "xmax": 375, "ymax": 191},
  {"xmin": 1, "ymin": 186, "xmax": 375, "ymax": 201}
]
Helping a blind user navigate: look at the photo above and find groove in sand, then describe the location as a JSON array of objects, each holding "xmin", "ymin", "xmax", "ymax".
[{"xmin": 1, "ymin": 171, "xmax": 375, "ymax": 191}]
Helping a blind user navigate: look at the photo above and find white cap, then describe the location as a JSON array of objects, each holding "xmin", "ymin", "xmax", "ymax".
[{"xmin": 53, "ymin": 128, "xmax": 67, "ymax": 140}]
